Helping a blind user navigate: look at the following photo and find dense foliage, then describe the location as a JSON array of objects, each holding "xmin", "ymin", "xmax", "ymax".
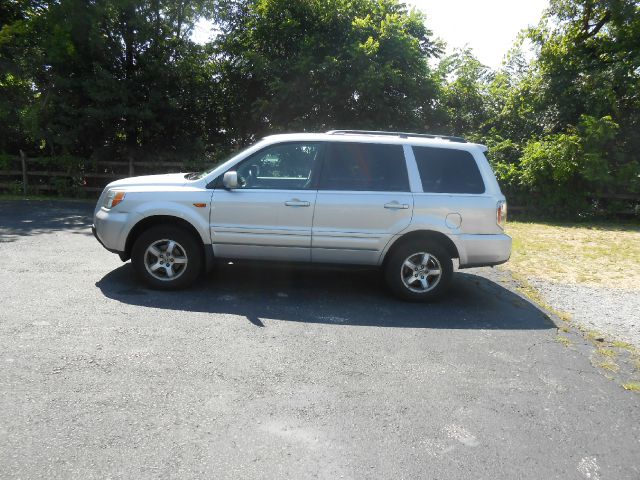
[
  {"xmin": 441, "ymin": 0, "xmax": 640, "ymax": 215},
  {"xmin": 1, "ymin": 0, "xmax": 639, "ymax": 216}
]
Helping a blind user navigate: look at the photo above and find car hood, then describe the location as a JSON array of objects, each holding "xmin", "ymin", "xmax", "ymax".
[{"xmin": 107, "ymin": 173, "xmax": 189, "ymax": 189}]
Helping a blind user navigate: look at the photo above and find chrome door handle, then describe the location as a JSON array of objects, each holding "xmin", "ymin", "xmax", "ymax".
[
  {"xmin": 384, "ymin": 202, "xmax": 409, "ymax": 210},
  {"xmin": 285, "ymin": 199, "xmax": 310, "ymax": 207}
]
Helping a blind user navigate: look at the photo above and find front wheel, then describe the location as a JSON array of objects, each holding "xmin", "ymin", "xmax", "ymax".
[
  {"xmin": 131, "ymin": 225, "xmax": 202, "ymax": 290},
  {"xmin": 385, "ymin": 241, "xmax": 453, "ymax": 301}
]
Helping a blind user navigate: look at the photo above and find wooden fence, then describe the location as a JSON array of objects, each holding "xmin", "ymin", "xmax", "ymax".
[{"xmin": 0, "ymin": 153, "xmax": 190, "ymax": 197}]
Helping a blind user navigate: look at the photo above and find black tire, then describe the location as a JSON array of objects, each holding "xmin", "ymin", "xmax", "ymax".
[
  {"xmin": 384, "ymin": 240, "xmax": 453, "ymax": 302},
  {"xmin": 131, "ymin": 225, "xmax": 203, "ymax": 290}
]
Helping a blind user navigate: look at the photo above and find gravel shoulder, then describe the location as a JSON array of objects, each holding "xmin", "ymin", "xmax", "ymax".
[
  {"xmin": 504, "ymin": 221, "xmax": 640, "ymax": 348},
  {"xmin": 526, "ymin": 278, "xmax": 640, "ymax": 348}
]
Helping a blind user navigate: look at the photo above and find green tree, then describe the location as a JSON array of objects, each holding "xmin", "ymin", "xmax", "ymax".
[
  {"xmin": 521, "ymin": 0, "xmax": 640, "ymax": 207},
  {"xmin": 0, "ymin": 1, "xmax": 46, "ymax": 155},
  {"xmin": 1, "ymin": 0, "xmax": 220, "ymax": 165},
  {"xmin": 467, "ymin": 0, "xmax": 640, "ymax": 215},
  {"xmin": 214, "ymin": 0, "xmax": 443, "ymax": 141},
  {"xmin": 435, "ymin": 48, "xmax": 493, "ymax": 137}
]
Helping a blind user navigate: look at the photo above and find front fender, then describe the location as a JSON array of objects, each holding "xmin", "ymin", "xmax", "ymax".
[{"xmin": 119, "ymin": 189, "xmax": 213, "ymax": 245}]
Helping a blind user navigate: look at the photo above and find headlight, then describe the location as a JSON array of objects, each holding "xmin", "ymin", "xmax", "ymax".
[{"xmin": 104, "ymin": 190, "xmax": 126, "ymax": 209}]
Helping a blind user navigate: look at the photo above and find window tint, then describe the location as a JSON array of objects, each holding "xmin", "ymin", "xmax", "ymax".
[
  {"xmin": 319, "ymin": 143, "xmax": 409, "ymax": 191},
  {"xmin": 413, "ymin": 146, "xmax": 485, "ymax": 194},
  {"xmin": 234, "ymin": 143, "xmax": 320, "ymax": 190}
]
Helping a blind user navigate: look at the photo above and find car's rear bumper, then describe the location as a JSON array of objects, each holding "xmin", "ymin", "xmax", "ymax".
[{"xmin": 455, "ymin": 233, "xmax": 512, "ymax": 268}]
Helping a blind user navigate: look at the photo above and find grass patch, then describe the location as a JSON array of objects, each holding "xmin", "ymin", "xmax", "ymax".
[
  {"xmin": 505, "ymin": 221, "xmax": 640, "ymax": 290},
  {"xmin": 597, "ymin": 348, "xmax": 617, "ymax": 358},
  {"xmin": 611, "ymin": 340, "xmax": 635, "ymax": 351},
  {"xmin": 622, "ymin": 382, "xmax": 640, "ymax": 392},
  {"xmin": 556, "ymin": 335, "xmax": 571, "ymax": 347},
  {"xmin": 584, "ymin": 329, "xmax": 606, "ymax": 342},
  {"xmin": 596, "ymin": 359, "xmax": 619, "ymax": 372}
]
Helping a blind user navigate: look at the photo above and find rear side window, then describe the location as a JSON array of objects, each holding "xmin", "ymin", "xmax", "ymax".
[
  {"xmin": 319, "ymin": 142, "xmax": 409, "ymax": 191},
  {"xmin": 413, "ymin": 146, "xmax": 485, "ymax": 194}
]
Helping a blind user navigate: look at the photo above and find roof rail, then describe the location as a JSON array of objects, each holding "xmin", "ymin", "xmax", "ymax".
[{"xmin": 326, "ymin": 130, "xmax": 467, "ymax": 143}]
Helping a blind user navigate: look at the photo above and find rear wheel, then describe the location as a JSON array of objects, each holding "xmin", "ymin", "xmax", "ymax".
[
  {"xmin": 385, "ymin": 241, "xmax": 453, "ymax": 301},
  {"xmin": 131, "ymin": 225, "xmax": 202, "ymax": 290}
]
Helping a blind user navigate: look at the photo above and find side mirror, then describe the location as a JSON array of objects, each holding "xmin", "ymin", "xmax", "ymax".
[{"xmin": 222, "ymin": 171, "xmax": 238, "ymax": 189}]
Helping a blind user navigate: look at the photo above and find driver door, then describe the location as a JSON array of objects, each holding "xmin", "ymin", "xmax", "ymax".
[{"xmin": 210, "ymin": 142, "xmax": 322, "ymax": 262}]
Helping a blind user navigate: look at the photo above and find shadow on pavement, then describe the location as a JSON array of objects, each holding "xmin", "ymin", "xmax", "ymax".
[
  {"xmin": 96, "ymin": 262, "xmax": 556, "ymax": 330},
  {"xmin": 0, "ymin": 200, "xmax": 93, "ymax": 241}
]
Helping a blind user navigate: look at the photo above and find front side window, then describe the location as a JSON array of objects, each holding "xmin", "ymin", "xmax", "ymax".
[
  {"xmin": 319, "ymin": 142, "xmax": 409, "ymax": 191},
  {"xmin": 233, "ymin": 142, "xmax": 321, "ymax": 190},
  {"xmin": 413, "ymin": 146, "xmax": 485, "ymax": 194}
]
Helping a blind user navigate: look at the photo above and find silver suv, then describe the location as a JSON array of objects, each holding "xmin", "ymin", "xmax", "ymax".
[{"xmin": 92, "ymin": 130, "xmax": 511, "ymax": 301}]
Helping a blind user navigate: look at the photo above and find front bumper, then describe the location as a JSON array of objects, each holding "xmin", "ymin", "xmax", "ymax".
[
  {"xmin": 455, "ymin": 233, "xmax": 512, "ymax": 268},
  {"xmin": 93, "ymin": 208, "xmax": 140, "ymax": 254},
  {"xmin": 92, "ymin": 224, "xmax": 118, "ymax": 253}
]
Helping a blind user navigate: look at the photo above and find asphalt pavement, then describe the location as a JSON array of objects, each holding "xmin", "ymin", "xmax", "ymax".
[{"xmin": 0, "ymin": 200, "xmax": 638, "ymax": 479}]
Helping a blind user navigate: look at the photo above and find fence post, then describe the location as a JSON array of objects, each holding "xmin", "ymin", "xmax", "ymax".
[
  {"xmin": 19, "ymin": 149, "xmax": 27, "ymax": 196},
  {"xmin": 128, "ymin": 152, "xmax": 134, "ymax": 177}
]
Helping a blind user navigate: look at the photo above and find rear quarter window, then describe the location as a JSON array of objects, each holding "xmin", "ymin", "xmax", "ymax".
[{"xmin": 412, "ymin": 146, "xmax": 485, "ymax": 194}]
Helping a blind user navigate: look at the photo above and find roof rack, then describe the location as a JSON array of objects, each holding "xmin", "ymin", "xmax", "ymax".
[{"xmin": 326, "ymin": 130, "xmax": 467, "ymax": 143}]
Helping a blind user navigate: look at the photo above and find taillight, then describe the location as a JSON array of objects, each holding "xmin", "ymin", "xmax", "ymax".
[{"xmin": 497, "ymin": 200, "xmax": 507, "ymax": 229}]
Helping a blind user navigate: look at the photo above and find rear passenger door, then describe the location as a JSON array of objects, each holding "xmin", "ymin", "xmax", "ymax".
[{"xmin": 311, "ymin": 142, "xmax": 413, "ymax": 265}]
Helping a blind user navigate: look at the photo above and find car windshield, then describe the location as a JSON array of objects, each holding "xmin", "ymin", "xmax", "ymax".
[{"xmin": 186, "ymin": 145, "xmax": 255, "ymax": 180}]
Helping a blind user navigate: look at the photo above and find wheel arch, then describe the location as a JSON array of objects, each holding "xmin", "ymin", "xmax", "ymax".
[
  {"xmin": 124, "ymin": 215, "xmax": 205, "ymax": 262},
  {"xmin": 381, "ymin": 230, "xmax": 460, "ymax": 267}
]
